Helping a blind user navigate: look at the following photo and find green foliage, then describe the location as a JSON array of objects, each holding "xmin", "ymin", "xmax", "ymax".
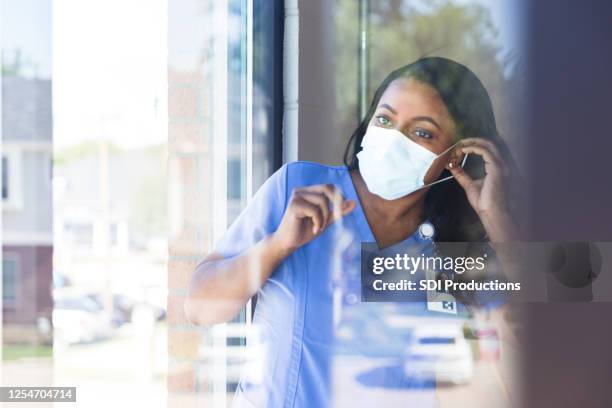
[
  {"xmin": 1, "ymin": 49, "xmax": 41, "ymax": 77},
  {"xmin": 2, "ymin": 344, "xmax": 53, "ymax": 361},
  {"xmin": 53, "ymin": 141, "xmax": 121, "ymax": 166},
  {"xmin": 334, "ymin": 0, "xmax": 524, "ymax": 145}
]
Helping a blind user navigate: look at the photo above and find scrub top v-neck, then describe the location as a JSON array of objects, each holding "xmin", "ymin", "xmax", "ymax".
[{"xmin": 212, "ymin": 161, "xmax": 442, "ymax": 408}]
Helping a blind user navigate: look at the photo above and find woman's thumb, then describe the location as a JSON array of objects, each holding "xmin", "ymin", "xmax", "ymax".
[{"xmin": 341, "ymin": 200, "xmax": 356, "ymax": 216}]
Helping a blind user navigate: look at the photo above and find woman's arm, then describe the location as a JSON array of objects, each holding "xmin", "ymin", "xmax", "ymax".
[
  {"xmin": 184, "ymin": 234, "xmax": 293, "ymax": 326},
  {"xmin": 184, "ymin": 184, "xmax": 355, "ymax": 326}
]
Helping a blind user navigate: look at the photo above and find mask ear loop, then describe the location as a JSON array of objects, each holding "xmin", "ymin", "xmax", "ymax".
[{"xmin": 414, "ymin": 141, "xmax": 469, "ymax": 193}]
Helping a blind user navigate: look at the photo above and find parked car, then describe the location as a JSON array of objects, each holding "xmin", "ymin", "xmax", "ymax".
[
  {"xmin": 87, "ymin": 293, "xmax": 166, "ymax": 327},
  {"xmin": 53, "ymin": 293, "xmax": 113, "ymax": 344},
  {"xmin": 403, "ymin": 325, "xmax": 474, "ymax": 385}
]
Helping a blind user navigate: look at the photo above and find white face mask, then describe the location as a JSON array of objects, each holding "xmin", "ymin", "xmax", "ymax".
[{"xmin": 356, "ymin": 125, "xmax": 467, "ymax": 200}]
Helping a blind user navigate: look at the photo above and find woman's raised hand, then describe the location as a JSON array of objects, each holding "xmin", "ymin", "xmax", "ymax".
[
  {"xmin": 272, "ymin": 184, "xmax": 356, "ymax": 252},
  {"xmin": 449, "ymin": 137, "xmax": 518, "ymax": 241},
  {"xmin": 449, "ymin": 137, "xmax": 512, "ymax": 215}
]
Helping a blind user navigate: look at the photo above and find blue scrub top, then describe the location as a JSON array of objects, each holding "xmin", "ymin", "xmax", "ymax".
[{"xmin": 214, "ymin": 161, "xmax": 464, "ymax": 408}]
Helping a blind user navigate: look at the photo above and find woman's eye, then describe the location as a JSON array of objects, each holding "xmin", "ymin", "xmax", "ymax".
[
  {"xmin": 375, "ymin": 115, "xmax": 392, "ymax": 126},
  {"xmin": 413, "ymin": 128, "xmax": 433, "ymax": 139}
]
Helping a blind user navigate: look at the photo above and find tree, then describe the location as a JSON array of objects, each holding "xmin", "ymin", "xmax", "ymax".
[{"xmin": 334, "ymin": 0, "xmax": 525, "ymax": 148}]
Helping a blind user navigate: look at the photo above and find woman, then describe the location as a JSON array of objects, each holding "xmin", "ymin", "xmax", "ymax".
[{"xmin": 185, "ymin": 57, "xmax": 519, "ymax": 406}]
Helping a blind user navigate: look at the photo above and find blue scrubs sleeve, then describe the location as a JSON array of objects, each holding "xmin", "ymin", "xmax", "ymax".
[{"xmin": 213, "ymin": 164, "xmax": 289, "ymax": 259}]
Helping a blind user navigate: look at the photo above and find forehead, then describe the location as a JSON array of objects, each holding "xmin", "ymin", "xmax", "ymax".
[{"xmin": 378, "ymin": 78, "xmax": 456, "ymax": 130}]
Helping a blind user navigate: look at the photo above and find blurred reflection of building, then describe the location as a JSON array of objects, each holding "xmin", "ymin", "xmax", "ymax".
[
  {"xmin": 53, "ymin": 145, "xmax": 167, "ymax": 290},
  {"xmin": 54, "ymin": 147, "xmax": 163, "ymax": 256},
  {"xmin": 2, "ymin": 75, "xmax": 54, "ymax": 345}
]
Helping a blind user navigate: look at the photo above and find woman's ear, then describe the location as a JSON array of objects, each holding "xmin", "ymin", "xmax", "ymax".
[{"xmin": 446, "ymin": 147, "xmax": 465, "ymax": 170}]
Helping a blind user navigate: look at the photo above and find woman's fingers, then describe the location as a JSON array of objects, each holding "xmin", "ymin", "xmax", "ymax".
[
  {"xmin": 324, "ymin": 199, "xmax": 356, "ymax": 228},
  {"xmin": 302, "ymin": 184, "xmax": 344, "ymax": 221},
  {"xmin": 449, "ymin": 165, "xmax": 475, "ymax": 191},
  {"xmin": 292, "ymin": 184, "xmax": 356, "ymax": 234},
  {"xmin": 460, "ymin": 145, "xmax": 502, "ymax": 177},
  {"xmin": 296, "ymin": 191, "xmax": 331, "ymax": 227},
  {"xmin": 461, "ymin": 138, "xmax": 503, "ymax": 164},
  {"xmin": 301, "ymin": 184, "xmax": 354, "ymax": 222},
  {"xmin": 291, "ymin": 196, "xmax": 324, "ymax": 234},
  {"xmin": 340, "ymin": 199, "xmax": 356, "ymax": 217}
]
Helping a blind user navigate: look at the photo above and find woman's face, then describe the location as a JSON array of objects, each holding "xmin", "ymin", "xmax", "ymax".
[{"xmin": 368, "ymin": 78, "xmax": 462, "ymax": 184}]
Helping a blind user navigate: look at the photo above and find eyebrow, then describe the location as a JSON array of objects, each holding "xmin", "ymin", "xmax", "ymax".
[
  {"xmin": 379, "ymin": 103, "xmax": 397, "ymax": 115},
  {"xmin": 378, "ymin": 103, "xmax": 442, "ymax": 131},
  {"xmin": 411, "ymin": 116, "xmax": 441, "ymax": 131}
]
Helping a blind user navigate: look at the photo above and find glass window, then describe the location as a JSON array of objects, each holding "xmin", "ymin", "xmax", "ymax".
[
  {"xmin": 168, "ymin": 0, "xmax": 284, "ymax": 404},
  {"xmin": 64, "ymin": 222, "xmax": 94, "ymax": 247},
  {"xmin": 1, "ymin": 156, "xmax": 8, "ymax": 200},
  {"xmin": 1, "ymin": 150, "xmax": 24, "ymax": 209},
  {"xmin": 2, "ymin": 258, "xmax": 18, "ymax": 304}
]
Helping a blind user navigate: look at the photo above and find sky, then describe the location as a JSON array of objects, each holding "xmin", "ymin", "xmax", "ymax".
[
  {"xmin": 1, "ymin": 0, "xmax": 53, "ymax": 78},
  {"xmin": 1, "ymin": 0, "xmax": 168, "ymax": 151},
  {"xmin": 2, "ymin": 0, "xmax": 169, "ymax": 150},
  {"xmin": 52, "ymin": 0, "xmax": 167, "ymax": 151}
]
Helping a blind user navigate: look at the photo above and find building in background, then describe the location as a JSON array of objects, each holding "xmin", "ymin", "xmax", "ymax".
[
  {"xmin": 53, "ymin": 143, "xmax": 167, "ymax": 298},
  {"xmin": 2, "ymin": 73, "xmax": 54, "ymax": 345}
]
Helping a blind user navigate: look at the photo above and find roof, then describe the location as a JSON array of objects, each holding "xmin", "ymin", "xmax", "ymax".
[{"xmin": 2, "ymin": 75, "xmax": 52, "ymax": 142}]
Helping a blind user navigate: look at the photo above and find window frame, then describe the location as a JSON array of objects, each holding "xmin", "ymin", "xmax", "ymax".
[{"xmin": 206, "ymin": 0, "xmax": 285, "ymax": 402}]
